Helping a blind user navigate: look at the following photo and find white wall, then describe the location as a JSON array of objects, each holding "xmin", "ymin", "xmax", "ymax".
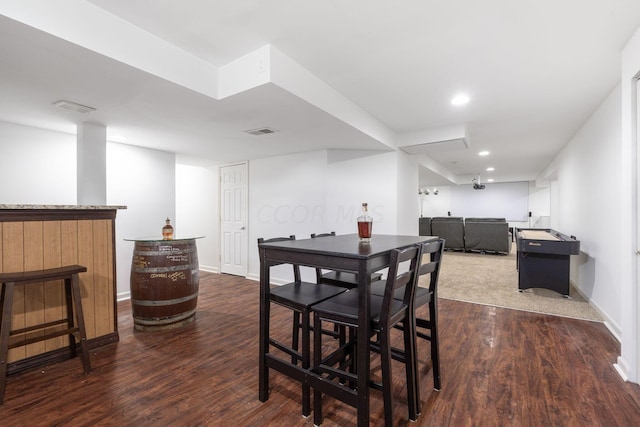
[
  {"xmin": 420, "ymin": 181, "xmax": 549, "ymax": 229},
  {"xmin": 541, "ymin": 86, "xmax": 623, "ymax": 336},
  {"xmin": 249, "ymin": 150, "xmax": 329, "ymax": 282},
  {"xmin": 106, "ymin": 142, "xmax": 175, "ymax": 298},
  {"xmin": 528, "ymin": 182, "xmax": 551, "ymax": 228},
  {"xmin": 0, "ymin": 121, "xmax": 76, "ymax": 204},
  {"xmin": 619, "ymin": 25, "xmax": 640, "ymax": 383},
  {"xmin": 176, "ymin": 163, "xmax": 219, "ymax": 272},
  {"xmin": 0, "ymin": 122, "xmax": 178, "ymax": 300},
  {"xmin": 420, "ymin": 186, "xmax": 452, "ymax": 218},
  {"xmin": 396, "ymin": 150, "xmax": 419, "ymax": 235},
  {"xmin": 247, "ymin": 149, "xmax": 412, "ymax": 282},
  {"xmin": 325, "ymin": 150, "xmax": 399, "ymax": 235}
]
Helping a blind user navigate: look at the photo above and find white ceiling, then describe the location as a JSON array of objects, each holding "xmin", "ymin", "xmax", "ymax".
[{"xmin": 2, "ymin": 1, "xmax": 640, "ymax": 186}]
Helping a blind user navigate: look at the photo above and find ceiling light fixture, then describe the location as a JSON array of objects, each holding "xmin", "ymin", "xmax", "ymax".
[
  {"xmin": 487, "ymin": 178, "xmax": 495, "ymax": 182},
  {"xmin": 419, "ymin": 188, "xmax": 439, "ymax": 196},
  {"xmin": 451, "ymin": 94, "xmax": 470, "ymax": 106},
  {"xmin": 478, "ymin": 150, "xmax": 490, "ymax": 156},
  {"xmin": 486, "ymin": 167, "xmax": 495, "ymax": 172},
  {"xmin": 52, "ymin": 99, "xmax": 96, "ymax": 113}
]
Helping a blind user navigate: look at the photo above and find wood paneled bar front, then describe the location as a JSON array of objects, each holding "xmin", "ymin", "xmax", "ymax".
[{"xmin": 0, "ymin": 205, "xmax": 125, "ymax": 374}]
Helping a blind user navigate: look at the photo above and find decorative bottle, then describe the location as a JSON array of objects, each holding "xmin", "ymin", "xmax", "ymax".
[
  {"xmin": 357, "ymin": 203, "xmax": 372, "ymax": 242},
  {"xmin": 162, "ymin": 218, "xmax": 174, "ymax": 240}
]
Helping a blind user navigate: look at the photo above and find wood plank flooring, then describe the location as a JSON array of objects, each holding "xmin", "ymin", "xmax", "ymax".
[{"xmin": 1, "ymin": 271, "xmax": 640, "ymax": 426}]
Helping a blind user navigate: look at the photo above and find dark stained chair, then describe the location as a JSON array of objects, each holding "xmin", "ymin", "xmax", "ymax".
[
  {"xmin": 311, "ymin": 244, "xmax": 423, "ymax": 426},
  {"xmin": 370, "ymin": 238, "xmax": 445, "ymax": 412},
  {"xmin": 310, "ymin": 232, "xmax": 383, "ymax": 288},
  {"xmin": 257, "ymin": 236, "xmax": 348, "ymax": 417}
]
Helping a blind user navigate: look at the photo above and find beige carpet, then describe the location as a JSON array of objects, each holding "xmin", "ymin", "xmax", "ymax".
[{"xmin": 428, "ymin": 248, "xmax": 603, "ymax": 322}]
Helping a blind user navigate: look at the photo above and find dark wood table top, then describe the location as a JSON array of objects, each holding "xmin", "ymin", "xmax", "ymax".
[{"xmin": 258, "ymin": 233, "xmax": 434, "ymax": 259}]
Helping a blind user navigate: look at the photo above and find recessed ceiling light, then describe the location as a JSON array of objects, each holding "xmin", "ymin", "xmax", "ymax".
[
  {"xmin": 451, "ymin": 94, "xmax": 470, "ymax": 106},
  {"xmin": 478, "ymin": 151, "xmax": 490, "ymax": 156},
  {"xmin": 52, "ymin": 99, "xmax": 96, "ymax": 113},
  {"xmin": 487, "ymin": 178, "xmax": 494, "ymax": 182},
  {"xmin": 486, "ymin": 167, "xmax": 495, "ymax": 172}
]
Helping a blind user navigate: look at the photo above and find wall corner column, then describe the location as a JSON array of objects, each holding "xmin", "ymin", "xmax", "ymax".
[{"xmin": 77, "ymin": 122, "xmax": 107, "ymax": 205}]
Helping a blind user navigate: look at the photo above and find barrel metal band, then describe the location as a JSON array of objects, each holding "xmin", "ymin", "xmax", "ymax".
[
  {"xmin": 133, "ymin": 308, "xmax": 197, "ymax": 325},
  {"xmin": 134, "ymin": 248, "xmax": 196, "ymax": 256},
  {"xmin": 132, "ymin": 265, "xmax": 195, "ymax": 273},
  {"xmin": 131, "ymin": 292, "xmax": 198, "ymax": 306}
]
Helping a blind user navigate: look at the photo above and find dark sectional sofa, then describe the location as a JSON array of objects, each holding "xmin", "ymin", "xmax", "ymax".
[
  {"xmin": 419, "ymin": 216, "xmax": 512, "ymax": 254},
  {"xmin": 464, "ymin": 218, "xmax": 512, "ymax": 254},
  {"xmin": 430, "ymin": 217, "xmax": 465, "ymax": 250}
]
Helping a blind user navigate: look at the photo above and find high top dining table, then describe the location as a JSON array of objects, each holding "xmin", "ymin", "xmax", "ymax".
[{"xmin": 258, "ymin": 233, "xmax": 436, "ymax": 426}]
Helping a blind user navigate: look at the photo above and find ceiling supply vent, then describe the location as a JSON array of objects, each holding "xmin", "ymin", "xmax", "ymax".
[
  {"xmin": 244, "ymin": 127, "xmax": 278, "ymax": 136},
  {"xmin": 52, "ymin": 100, "xmax": 96, "ymax": 113}
]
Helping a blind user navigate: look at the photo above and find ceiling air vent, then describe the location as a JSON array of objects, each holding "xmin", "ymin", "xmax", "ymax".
[
  {"xmin": 244, "ymin": 127, "xmax": 277, "ymax": 136},
  {"xmin": 52, "ymin": 100, "xmax": 96, "ymax": 113}
]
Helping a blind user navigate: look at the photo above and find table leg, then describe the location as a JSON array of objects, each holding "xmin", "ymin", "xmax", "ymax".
[
  {"xmin": 356, "ymin": 264, "xmax": 370, "ymax": 427},
  {"xmin": 259, "ymin": 251, "xmax": 270, "ymax": 402}
]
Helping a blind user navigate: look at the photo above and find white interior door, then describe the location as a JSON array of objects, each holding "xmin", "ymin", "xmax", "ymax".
[
  {"xmin": 635, "ymin": 78, "xmax": 640, "ymax": 379},
  {"xmin": 220, "ymin": 163, "xmax": 248, "ymax": 276}
]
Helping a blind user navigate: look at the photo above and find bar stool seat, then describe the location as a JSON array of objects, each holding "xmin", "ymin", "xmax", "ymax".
[{"xmin": 0, "ymin": 265, "xmax": 90, "ymax": 404}]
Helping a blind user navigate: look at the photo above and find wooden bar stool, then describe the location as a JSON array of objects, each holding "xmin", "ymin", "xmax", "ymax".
[
  {"xmin": 312, "ymin": 245, "xmax": 423, "ymax": 426},
  {"xmin": 0, "ymin": 265, "xmax": 90, "ymax": 404}
]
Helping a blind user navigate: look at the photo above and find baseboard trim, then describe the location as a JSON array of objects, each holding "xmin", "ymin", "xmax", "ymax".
[
  {"xmin": 571, "ymin": 280, "xmax": 621, "ymax": 342},
  {"xmin": 117, "ymin": 291, "xmax": 130, "ymax": 301},
  {"xmin": 614, "ymin": 356, "xmax": 631, "ymax": 382}
]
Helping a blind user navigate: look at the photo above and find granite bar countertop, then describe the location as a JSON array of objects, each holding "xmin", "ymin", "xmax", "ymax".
[{"xmin": 0, "ymin": 204, "xmax": 127, "ymax": 210}]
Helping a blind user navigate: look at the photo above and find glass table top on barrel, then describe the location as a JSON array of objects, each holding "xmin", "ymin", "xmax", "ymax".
[
  {"xmin": 124, "ymin": 235, "xmax": 205, "ymax": 242},
  {"xmin": 124, "ymin": 235, "xmax": 204, "ymax": 332}
]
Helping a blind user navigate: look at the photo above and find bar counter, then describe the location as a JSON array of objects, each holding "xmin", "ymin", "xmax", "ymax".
[{"xmin": 0, "ymin": 204, "xmax": 125, "ymax": 374}]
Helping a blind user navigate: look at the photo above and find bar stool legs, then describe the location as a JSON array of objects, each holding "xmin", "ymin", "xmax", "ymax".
[
  {"xmin": 68, "ymin": 273, "xmax": 91, "ymax": 374},
  {"xmin": 0, "ymin": 281, "xmax": 15, "ymax": 404},
  {"xmin": 0, "ymin": 265, "xmax": 91, "ymax": 404}
]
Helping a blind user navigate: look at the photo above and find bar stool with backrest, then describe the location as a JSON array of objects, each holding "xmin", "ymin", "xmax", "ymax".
[
  {"xmin": 257, "ymin": 235, "xmax": 349, "ymax": 417},
  {"xmin": 0, "ymin": 265, "xmax": 91, "ymax": 404},
  {"xmin": 310, "ymin": 232, "xmax": 385, "ymax": 345},
  {"xmin": 370, "ymin": 238, "xmax": 445, "ymax": 412},
  {"xmin": 310, "ymin": 232, "xmax": 383, "ymax": 289},
  {"xmin": 311, "ymin": 244, "xmax": 423, "ymax": 426}
]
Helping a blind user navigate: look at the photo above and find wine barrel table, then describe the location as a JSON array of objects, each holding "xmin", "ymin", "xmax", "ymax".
[{"xmin": 126, "ymin": 236, "xmax": 204, "ymax": 331}]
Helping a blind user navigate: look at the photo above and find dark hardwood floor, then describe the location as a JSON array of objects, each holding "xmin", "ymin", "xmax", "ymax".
[{"xmin": 1, "ymin": 271, "xmax": 640, "ymax": 426}]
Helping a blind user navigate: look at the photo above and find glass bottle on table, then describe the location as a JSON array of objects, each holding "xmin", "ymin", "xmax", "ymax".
[
  {"xmin": 357, "ymin": 202, "xmax": 372, "ymax": 242},
  {"xmin": 162, "ymin": 217, "xmax": 174, "ymax": 240}
]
